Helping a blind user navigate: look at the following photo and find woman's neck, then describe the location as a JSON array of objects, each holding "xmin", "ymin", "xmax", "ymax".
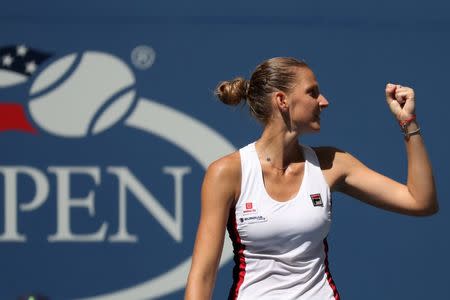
[{"xmin": 255, "ymin": 123, "xmax": 303, "ymax": 170}]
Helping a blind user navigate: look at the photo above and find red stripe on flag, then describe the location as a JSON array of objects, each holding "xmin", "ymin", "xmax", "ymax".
[{"xmin": 0, "ymin": 103, "xmax": 37, "ymax": 133}]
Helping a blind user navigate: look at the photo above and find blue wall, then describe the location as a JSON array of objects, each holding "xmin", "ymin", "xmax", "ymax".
[{"xmin": 1, "ymin": 1, "xmax": 449, "ymax": 299}]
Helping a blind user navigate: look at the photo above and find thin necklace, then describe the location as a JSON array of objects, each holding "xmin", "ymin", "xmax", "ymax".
[
  {"xmin": 265, "ymin": 155, "xmax": 289, "ymax": 171},
  {"xmin": 262, "ymin": 144, "xmax": 303, "ymax": 171}
]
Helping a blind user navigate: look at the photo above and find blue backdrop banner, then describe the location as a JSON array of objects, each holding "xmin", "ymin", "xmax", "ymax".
[{"xmin": 1, "ymin": 1, "xmax": 450, "ymax": 299}]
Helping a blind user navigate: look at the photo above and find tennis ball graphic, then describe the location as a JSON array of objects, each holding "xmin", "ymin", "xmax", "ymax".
[{"xmin": 28, "ymin": 51, "xmax": 136, "ymax": 137}]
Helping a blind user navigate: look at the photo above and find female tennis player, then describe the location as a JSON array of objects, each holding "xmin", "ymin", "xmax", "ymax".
[{"xmin": 185, "ymin": 57, "xmax": 437, "ymax": 300}]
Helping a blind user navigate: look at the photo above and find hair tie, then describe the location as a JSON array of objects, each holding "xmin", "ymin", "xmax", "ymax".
[{"xmin": 244, "ymin": 80, "xmax": 250, "ymax": 96}]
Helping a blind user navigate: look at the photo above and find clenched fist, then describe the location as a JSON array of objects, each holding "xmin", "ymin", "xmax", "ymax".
[{"xmin": 385, "ymin": 83, "xmax": 416, "ymax": 121}]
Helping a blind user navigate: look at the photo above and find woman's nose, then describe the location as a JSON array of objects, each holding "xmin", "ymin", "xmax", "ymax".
[{"xmin": 319, "ymin": 94, "xmax": 329, "ymax": 109}]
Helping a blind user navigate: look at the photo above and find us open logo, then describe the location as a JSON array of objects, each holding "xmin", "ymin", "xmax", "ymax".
[{"xmin": 0, "ymin": 45, "xmax": 234, "ymax": 299}]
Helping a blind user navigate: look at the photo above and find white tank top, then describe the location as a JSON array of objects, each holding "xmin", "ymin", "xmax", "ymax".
[{"xmin": 227, "ymin": 142, "xmax": 340, "ymax": 300}]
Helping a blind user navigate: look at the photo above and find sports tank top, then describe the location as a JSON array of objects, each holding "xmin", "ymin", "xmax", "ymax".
[{"xmin": 227, "ymin": 142, "xmax": 340, "ymax": 300}]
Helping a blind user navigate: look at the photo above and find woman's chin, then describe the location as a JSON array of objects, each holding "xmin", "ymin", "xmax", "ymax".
[
  {"xmin": 302, "ymin": 125, "xmax": 321, "ymax": 134},
  {"xmin": 310, "ymin": 121, "xmax": 322, "ymax": 132}
]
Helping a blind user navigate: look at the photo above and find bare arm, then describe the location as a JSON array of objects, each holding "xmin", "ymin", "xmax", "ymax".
[
  {"xmin": 334, "ymin": 84, "xmax": 437, "ymax": 216},
  {"xmin": 185, "ymin": 153, "xmax": 240, "ymax": 299}
]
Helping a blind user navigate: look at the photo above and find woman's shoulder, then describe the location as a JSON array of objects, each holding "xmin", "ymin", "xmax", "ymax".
[
  {"xmin": 310, "ymin": 146, "xmax": 353, "ymax": 170},
  {"xmin": 206, "ymin": 150, "xmax": 241, "ymax": 180},
  {"xmin": 310, "ymin": 146, "xmax": 353, "ymax": 190},
  {"xmin": 203, "ymin": 151, "xmax": 242, "ymax": 201}
]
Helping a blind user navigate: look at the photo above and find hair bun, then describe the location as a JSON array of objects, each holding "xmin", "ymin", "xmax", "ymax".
[{"xmin": 215, "ymin": 77, "xmax": 248, "ymax": 106}]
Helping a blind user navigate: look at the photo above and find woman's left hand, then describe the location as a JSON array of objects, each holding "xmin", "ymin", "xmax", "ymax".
[{"xmin": 385, "ymin": 83, "xmax": 416, "ymax": 121}]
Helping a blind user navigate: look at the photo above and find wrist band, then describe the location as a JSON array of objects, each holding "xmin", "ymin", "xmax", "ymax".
[
  {"xmin": 399, "ymin": 114, "xmax": 416, "ymax": 127},
  {"xmin": 399, "ymin": 114, "xmax": 418, "ymax": 138},
  {"xmin": 403, "ymin": 127, "xmax": 421, "ymax": 138}
]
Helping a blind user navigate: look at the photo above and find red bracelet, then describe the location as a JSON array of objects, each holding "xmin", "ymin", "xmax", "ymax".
[{"xmin": 399, "ymin": 114, "xmax": 416, "ymax": 127}]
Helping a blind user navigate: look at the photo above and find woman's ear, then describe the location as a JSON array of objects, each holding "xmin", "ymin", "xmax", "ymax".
[{"xmin": 274, "ymin": 91, "xmax": 289, "ymax": 112}]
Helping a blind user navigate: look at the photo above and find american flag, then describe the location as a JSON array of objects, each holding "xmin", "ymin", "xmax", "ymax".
[
  {"xmin": 0, "ymin": 44, "xmax": 51, "ymax": 133},
  {"xmin": 0, "ymin": 44, "xmax": 51, "ymax": 87}
]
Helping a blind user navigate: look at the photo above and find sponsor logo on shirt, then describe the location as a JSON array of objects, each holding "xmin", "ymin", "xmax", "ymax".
[
  {"xmin": 310, "ymin": 193, "xmax": 324, "ymax": 207},
  {"xmin": 239, "ymin": 215, "xmax": 267, "ymax": 224},
  {"xmin": 243, "ymin": 201, "xmax": 257, "ymax": 214}
]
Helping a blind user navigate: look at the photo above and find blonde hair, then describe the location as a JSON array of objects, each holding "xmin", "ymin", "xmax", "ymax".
[{"xmin": 215, "ymin": 57, "xmax": 308, "ymax": 123}]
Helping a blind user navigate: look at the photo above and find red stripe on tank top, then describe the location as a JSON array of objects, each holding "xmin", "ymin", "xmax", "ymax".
[
  {"xmin": 227, "ymin": 208, "xmax": 246, "ymax": 300},
  {"xmin": 323, "ymin": 238, "xmax": 340, "ymax": 300}
]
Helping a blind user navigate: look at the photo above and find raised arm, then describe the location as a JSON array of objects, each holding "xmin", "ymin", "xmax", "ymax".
[
  {"xmin": 185, "ymin": 153, "xmax": 241, "ymax": 300},
  {"xmin": 334, "ymin": 84, "xmax": 437, "ymax": 216}
]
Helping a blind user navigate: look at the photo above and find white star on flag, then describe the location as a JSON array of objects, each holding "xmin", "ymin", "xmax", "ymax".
[
  {"xmin": 0, "ymin": 44, "xmax": 51, "ymax": 88},
  {"xmin": 2, "ymin": 54, "xmax": 13, "ymax": 67},
  {"xmin": 16, "ymin": 45, "xmax": 28, "ymax": 57},
  {"xmin": 25, "ymin": 61, "xmax": 37, "ymax": 74}
]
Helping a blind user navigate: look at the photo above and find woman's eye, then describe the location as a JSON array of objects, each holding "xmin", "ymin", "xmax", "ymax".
[
  {"xmin": 306, "ymin": 86, "xmax": 320, "ymax": 98},
  {"xmin": 309, "ymin": 91, "xmax": 318, "ymax": 98}
]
